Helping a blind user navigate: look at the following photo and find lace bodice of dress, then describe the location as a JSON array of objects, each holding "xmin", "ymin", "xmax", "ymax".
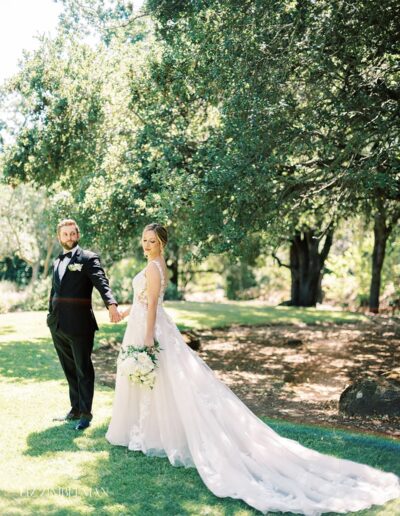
[{"xmin": 132, "ymin": 259, "xmax": 166, "ymax": 308}]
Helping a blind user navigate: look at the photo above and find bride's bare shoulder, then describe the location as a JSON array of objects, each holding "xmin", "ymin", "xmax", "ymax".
[
  {"xmin": 147, "ymin": 259, "xmax": 168, "ymax": 285},
  {"xmin": 144, "ymin": 260, "xmax": 162, "ymax": 279}
]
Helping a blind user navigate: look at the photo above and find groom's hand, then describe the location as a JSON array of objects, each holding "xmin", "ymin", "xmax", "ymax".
[{"xmin": 109, "ymin": 304, "xmax": 122, "ymax": 323}]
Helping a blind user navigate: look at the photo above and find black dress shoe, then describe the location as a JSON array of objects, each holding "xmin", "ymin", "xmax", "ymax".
[
  {"xmin": 75, "ymin": 417, "xmax": 91, "ymax": 431},
  {"xmin": 53, "ymin": 410, "xmax": 80, "ymax": 422}
]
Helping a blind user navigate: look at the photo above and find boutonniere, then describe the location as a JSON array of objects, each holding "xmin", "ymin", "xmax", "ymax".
[{"xmin": 68, "ymin": 264, "xmax": 83, "ymax": 272}]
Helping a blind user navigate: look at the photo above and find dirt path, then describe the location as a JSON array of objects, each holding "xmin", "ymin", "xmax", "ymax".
[{"xmin": 93, "ymin": 316, "xmax": 400, "ymax": 439}]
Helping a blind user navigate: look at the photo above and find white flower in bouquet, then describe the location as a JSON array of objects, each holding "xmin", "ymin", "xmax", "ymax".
[
  {"xmin": 142, "ymin": 371, "xmax": 156, "ymax": 387},
  {"xmin": 136, "ymin": 352, "xmax": 154, "ymax": 373},
  {"xmin": 119, "ymin": 342, "xmax": 161, "ymax": 389},
  {"xmin": 119, "ymin": 356, "xmax": 139, "ymax": 377}
]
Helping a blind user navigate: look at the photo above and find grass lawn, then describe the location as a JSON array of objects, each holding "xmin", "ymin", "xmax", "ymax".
[
  {"xmin": 0, "ymin": 306, "xmax": 399, "ymax": 515},
  {"xmin": 165, "ymin": 301, "xmax": 369, "ymax": 329}
]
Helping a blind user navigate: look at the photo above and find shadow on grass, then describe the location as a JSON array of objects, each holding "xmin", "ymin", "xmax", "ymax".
[
  {"xmin": 19, "ymin": 420, "xmax": 400, "ymax": 515},
  {"xmin": 24, "ymin": 422, "xmax": 83, "ymax": 456},
  {"xmin": 22, "ymin": 421, "xmax": 260, "ymax": 515}
]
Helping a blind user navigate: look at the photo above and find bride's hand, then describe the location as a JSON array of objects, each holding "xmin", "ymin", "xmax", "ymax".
[
  {"xmin": 121, "ymin": 308, "xmax": 130, "ymax": 319},
  {"xmin": 144, "ymin": 336, "xmax": 154, "ymax": 350}
]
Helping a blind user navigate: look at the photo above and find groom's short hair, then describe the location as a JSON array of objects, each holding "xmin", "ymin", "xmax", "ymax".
[{"xmin": 57, "ymin": 218, "xmax": 80, "ymax": 235}]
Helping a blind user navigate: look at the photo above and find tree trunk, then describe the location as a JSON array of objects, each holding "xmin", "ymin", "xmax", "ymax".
[
  {"xmin": 290, "ymin": 241, "xmax": 300, "ymax": 305},
  {"xmin": 43, "ymin": 238, "xmax": 56, "ymax": 278},
  {"xmin": 167, "ymin": 240, "xmax": 179, "ymax": 289},
  {"xmin": 289, "ymin": 228, "xmax": 334, "ymax": 307},
  {"xmin": 169, "ymin": 258, "xmax": 179, "ymax": 288},
  {"xmin": 369, "ymin": 211, "xmax": 390, "ymax": 313},
  {"xmin": 31, "ymin": 261, "xmax": 40, "ymax": 283}
]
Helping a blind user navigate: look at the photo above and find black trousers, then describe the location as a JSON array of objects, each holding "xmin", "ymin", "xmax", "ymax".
[{"xmin": 49, "ymin": 324, "xmax": 95, "ymax": 417}]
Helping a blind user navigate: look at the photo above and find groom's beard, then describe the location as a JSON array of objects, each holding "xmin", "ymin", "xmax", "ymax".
[{"xmin": 62, "ymin": 240, "xmax": 79, "ymax": 251}]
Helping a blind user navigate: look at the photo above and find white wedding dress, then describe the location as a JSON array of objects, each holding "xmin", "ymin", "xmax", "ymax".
[{"xmin": 106, "ymin": 260, "xmax": 400, "ymax": 515}]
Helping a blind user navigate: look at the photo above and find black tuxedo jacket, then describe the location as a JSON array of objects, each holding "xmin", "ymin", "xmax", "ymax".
[{"xmin": 47, "ymin": 246, "xmax": 117, "ymax": 336}]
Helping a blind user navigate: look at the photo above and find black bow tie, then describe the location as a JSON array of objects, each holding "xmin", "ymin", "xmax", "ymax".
[{"xmin": 58, "ymin": 251, "xmax": 72, "ymax": 261}]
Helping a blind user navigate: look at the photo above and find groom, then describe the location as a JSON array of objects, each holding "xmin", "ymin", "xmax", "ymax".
[{"xmin": 47, "ymin": 218, "xmax": 121, "ymax": 430}]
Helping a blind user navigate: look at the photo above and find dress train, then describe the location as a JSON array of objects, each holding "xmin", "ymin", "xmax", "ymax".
[{"xmin": 106, "ymin": 261, "xmax": 400, "ymax": 515}]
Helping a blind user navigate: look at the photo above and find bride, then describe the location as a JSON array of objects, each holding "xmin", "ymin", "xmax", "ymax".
[{"xmin": 106, "ymin": 223, "xmax": 400, "ymax": 515}]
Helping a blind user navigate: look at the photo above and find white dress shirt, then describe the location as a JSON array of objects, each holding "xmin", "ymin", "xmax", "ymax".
[{"xmin": 56, "ymin": 245, "xmax": 79, "ymax": 281}]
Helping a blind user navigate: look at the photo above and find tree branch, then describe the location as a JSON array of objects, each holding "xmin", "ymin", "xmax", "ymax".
[
  {"xmin": 319, "ymin": 228, "xmax": 334, "ymax": 264},
  {"xmin": 272, "ymin": 253, "xmax": 291, "ymax": 270}
]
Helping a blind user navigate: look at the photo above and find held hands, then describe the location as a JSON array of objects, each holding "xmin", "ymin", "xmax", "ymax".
[
  {"xmin": 109, "ymin": 304, "xmax": 123, "ymax": 323},
  {"xmin": 121, "ymin": 308, "xmax": 131, "ymax": 319}
]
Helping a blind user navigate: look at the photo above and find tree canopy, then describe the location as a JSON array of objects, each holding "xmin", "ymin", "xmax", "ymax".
[{"xmin": 1, "ymin": 0, "xmax": 398, "ymax": 307}]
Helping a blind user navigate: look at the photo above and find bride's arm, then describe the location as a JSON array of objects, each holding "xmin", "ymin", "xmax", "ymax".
[{"xmin": 144, "ymin": 262, "xmax": 161, "ymax": 348}]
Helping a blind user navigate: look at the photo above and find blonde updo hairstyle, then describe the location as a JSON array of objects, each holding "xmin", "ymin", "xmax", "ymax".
[{"xmin": 143, "ymin": 223, "xmax": 168, "ymax": 255}]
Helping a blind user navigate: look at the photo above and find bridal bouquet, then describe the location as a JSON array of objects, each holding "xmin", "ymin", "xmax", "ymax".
[{"xmin": 119, "ymin": 341, "xmax": 161, "ymax": 389}]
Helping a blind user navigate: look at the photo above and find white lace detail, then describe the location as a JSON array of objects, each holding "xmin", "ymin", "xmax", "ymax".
[{"xmin": 128, "ymin": 388, "xmax": 152, "ymax": 451}]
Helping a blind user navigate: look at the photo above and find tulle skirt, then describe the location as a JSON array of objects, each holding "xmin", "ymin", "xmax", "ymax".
[{"xmin": 106, "ymin": 303, "xmax": 400, "ymax": 515}]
